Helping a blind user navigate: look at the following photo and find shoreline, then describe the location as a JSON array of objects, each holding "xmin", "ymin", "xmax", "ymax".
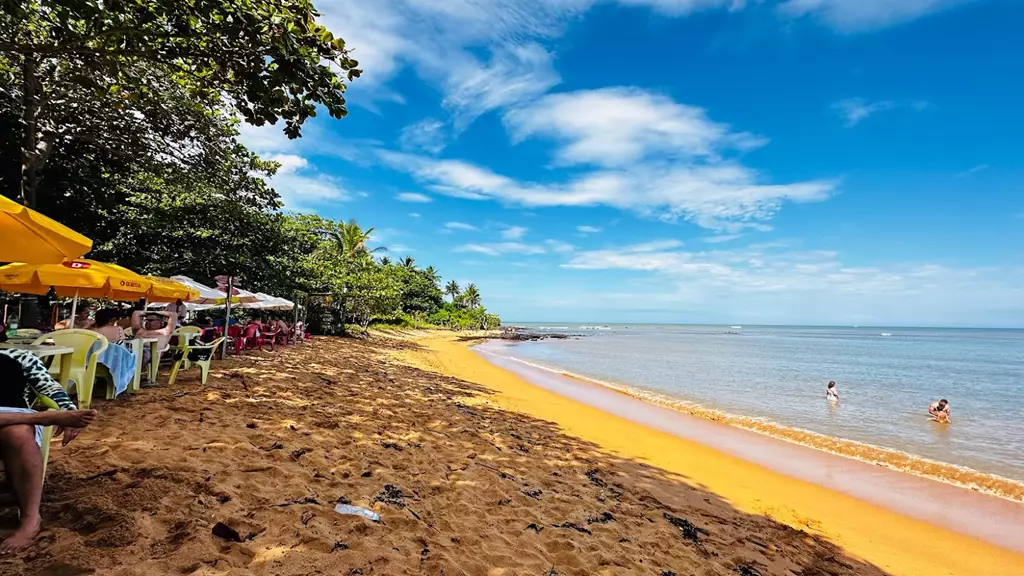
[
  {"xmin": 478, "ymin": 341, "xmax": 1024, "ymax": 503},
  {"xmin": 393, "ymin": 331, "xmax": 1024, "ymax": 576}
]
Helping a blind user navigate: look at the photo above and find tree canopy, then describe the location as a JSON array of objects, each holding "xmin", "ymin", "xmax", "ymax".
[
  {"xmin": 0, "ymin": 1, "xmax": 500, "ymax": 333},
  {"xmin": 1, "ymin": 0, "xmax": 360, "ymax": 206}
]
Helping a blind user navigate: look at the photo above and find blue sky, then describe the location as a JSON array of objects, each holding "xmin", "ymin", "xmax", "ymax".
[{"xmin": 240, "ymin": 0, "xmax": 1024, "ymax": 327}]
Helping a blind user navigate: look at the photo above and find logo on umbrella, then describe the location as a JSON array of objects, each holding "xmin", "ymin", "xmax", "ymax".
[
  {"xmin": 120, "ymin": 280, "xmax": 142, "ymax": 288},
  {"xmin": 62, "ymin": 261, "xmax": 91, "ymax": 269}
]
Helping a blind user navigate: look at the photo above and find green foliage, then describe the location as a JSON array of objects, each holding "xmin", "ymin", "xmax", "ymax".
[
  {"xmin": 0, "ymin": 2, "xmax": 498, "ymax": 334},
  {"xmin": 1, "ymin": 0, "xmax": 360, "ymax": 205},
  {"xmin": 269, "ymin": 215, "xmax": 499, "ymax": 335}
]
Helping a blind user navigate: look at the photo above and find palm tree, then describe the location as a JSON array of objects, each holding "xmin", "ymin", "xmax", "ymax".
[
  {"xmin": 379, "ymin": 256, "xmax": 392, "ymax": 266},
  {"xmin": 423, "ymin": 266, "xmax": 440, "ymax": 283},
  {"xmin": 333, "ymin": 219, "xmax": 386, "ymax": 259},
  {"xmin": 462, "ymin": 283, "xmax": 481, "ymax": 309},
  {"xmin": 401, "ymin": 256, "xmax": 416, "ymax": 270},
  {"xmin": 444, "ymin": 280, "xmax": 460, "ymax": 303}
]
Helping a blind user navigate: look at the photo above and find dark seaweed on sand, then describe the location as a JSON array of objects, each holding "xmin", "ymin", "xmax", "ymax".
[{"xmin": 664, "ymin": 512, "xmax": 710, "ymax": 556}]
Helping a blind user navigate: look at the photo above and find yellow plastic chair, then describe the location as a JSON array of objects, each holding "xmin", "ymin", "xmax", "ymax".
[
  {"xmin": 170, "ymin": 326, "xmax": 203, "ymax": 369},
  {"xmin": 33, "ymin": 330, "xmax": 108, "ymax": 409},
  {"xmin": 35, "ymin": 396, "xmax": 59, "ymax": 483},
  {"xmin": 169, "ymin": 337, "xmax": 225, "ymax": 387}
]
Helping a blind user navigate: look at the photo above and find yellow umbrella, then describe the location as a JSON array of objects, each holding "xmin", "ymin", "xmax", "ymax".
[
  {"xmin": 0, "ymin": 260, "xmax": 152, "ymax": 327},
  {"xmin": 0, "ymin": 195, "xmax": 92, "ymax": 264},
  {"xmin": 145, "ymin": 276, "xmax": 200, "ymax": 303}
]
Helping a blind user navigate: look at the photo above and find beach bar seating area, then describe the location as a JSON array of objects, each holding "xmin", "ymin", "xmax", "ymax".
[{"xmin": 0, "ymin": 196, "xmax": 305, "ymax": 412}]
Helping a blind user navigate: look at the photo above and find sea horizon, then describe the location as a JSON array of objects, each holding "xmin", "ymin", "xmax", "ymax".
[{"xmin": 506, "ymin": 321, "xmax": 1024, "ymax": 331}]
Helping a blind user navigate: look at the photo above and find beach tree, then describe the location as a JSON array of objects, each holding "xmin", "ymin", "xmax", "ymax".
[
  {"xmin": 444, "ymin": 280, "xmax": 461, "ymax": 303},
  {"xmin": 401, "ymin": 257, "xmax": 417, "ymax": 270},
  {"xmin": 423, "ymin": 266, "xmax": 440, "ymax": 283},
  {"xmin": 462, "ymin": 283, "xmax": 482, "ymax": 309},
  {"xmin": 332, "ymin": 219, "xmax": 385, "ymax": 260},
  {"xmin": 0, "ymin": 0, "xmax": 360, "ymax": 207},
  {"xmin": 344, "ymin": 261, "xmax": 401, "ymax": 334}
]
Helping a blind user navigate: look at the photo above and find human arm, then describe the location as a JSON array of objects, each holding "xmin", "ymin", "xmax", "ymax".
[{"xmin": 131, "ymin": 310, "xmax": 145, "ymax": 331}]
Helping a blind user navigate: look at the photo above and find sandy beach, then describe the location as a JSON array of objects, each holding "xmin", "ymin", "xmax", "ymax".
[{"xmin": 4, "ymin": 332, "xmax": 1022, "ymax": 575}]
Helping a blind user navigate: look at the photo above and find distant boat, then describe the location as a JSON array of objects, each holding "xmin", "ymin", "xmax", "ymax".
[
  {"xmin": 730, "ymin": 326, "xmax": 742, "ymax": 329},
  {"xmin": 880, "ymin": 332, "xmax": 892, "ymax": 337}
]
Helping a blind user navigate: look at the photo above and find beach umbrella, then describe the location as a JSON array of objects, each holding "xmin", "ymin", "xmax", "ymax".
[
  {"xmin": 0, "ymin": 196, "xmax": 93, "ymax": 264},
  {"xmin": 145, "ymin": 276, "xmax": 200, "ymax": 303},
  {"xmin": 0, "ymin": 260, "xmax": 152, "ymax": 327},
  {"xmin": 169, "ymin": 275, "xmax": 236, "ymax": 305},
  {"xmin": 239, "ymin": 293, "xmax": 292, "ymax": 310}
]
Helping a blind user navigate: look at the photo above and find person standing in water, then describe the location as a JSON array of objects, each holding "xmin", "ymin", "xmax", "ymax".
[
  {"xmin": 826, "ymin": 381, "xmax": 840, "ymax": 403},
  {"xmin": 929, "ymin": 399, "xmax": 951, "ymax": 423}
]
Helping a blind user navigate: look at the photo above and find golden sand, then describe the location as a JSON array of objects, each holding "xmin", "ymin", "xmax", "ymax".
[
  {"xmin": 394, "ymin": 332, "xmax": 1024, "ymax": 576},
  {"xmin": 8, "ymin": 333, "xmax": 1021, "ymax": 576}
]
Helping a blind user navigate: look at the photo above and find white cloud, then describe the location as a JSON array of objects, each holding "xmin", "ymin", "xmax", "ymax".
[
  {"xmin": 267, "ymin": 154, "xmax": 309, "ymax": 174},
  {"xmin": 559, "ymin": 240, "xmax": 1024, "ymax": 326},
  {"xmin": 395, "ymin": 192, "xmax": 433, "ymax": 203},
  {"xmin": 456, "ymin": 242, "xmax": 547, "ymax": 256},
  {"xmin": 702, "ymin": 233, "xmax": 743, "ymax": 243},
  {"xmin": 316, "ymin": 0, "xmax": 944, "ymax": 134},
  {"xmin": 576, "ymin": 225, "xmax": 602, "ymax": 234},
  {"xmin": 831, "ymin": 98, "xmax": 895, "ymax": 127},
  {"xmin": 380, "ymin": 88, "xmax": 834, "ymax": 231},
  {"xmin": 388, "ymin": 243, "xmax": 415, "ymax": 254},
  {"xmin": 268, "ymin": 171, "xmax": 350, "ymax": 210},
  {"xmin": 381, "ymin": 140, "xmax": 835, "ymax": 231},
  {"xmin": 777, "ymin": 0, "xmax": 972, "ymax": 32},
  {"xmin": 505, "ymin": 87, "xmax": 766, "ymax": 168},
  {"xmin": 445, "ymin": 221, "xmax": 480, "ymax": 231},
  {"xmin": 831, "ymin": 97, "xmax": 931, "ymax": 127},
  {"xmin": 501, "ymin": 226, "xmax": 529, "ymax": 240},
  {"xmin": 956, "ymin": 164, "xmax": 989, "ymax": 178},
  {"xmin": 399, "ymin": 118, "xmax": 447, "ymax": 154},
  {"xmin": 444, "ymin": 43, "xmax": 562, "ymax": 129},
  {"xmin": 409, "ymin": 212, "xmax": 422, "ymax": 218},
  {"xmin": 545, "ymin": 239, "xmax": 576, "ymax": 253}
]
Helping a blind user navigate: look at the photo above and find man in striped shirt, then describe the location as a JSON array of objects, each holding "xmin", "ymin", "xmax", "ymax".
[{"xmin": 0, "ymin": 349, "xmax": 97, "ymax": 554}]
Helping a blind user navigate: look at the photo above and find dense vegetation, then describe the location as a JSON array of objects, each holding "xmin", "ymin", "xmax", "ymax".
[{"xmin": 0, "ymin": 0, "xmax": 499, "ymax": 334}]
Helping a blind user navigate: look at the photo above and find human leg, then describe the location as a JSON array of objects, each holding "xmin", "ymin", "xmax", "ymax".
[{"xmin": 0, "ymin": 425, "xmax": 43, "ymax": 554}]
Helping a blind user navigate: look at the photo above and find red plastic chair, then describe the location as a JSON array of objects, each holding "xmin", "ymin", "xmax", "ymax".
[
  {"xmin": 226, "ymin": 324, "xmax": 252, "ymax": 356},
  {"xmin": 259, "ymin": 329, "xmax": 280, "ymax": 351}
]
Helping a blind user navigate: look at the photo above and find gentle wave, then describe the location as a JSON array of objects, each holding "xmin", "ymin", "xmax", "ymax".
[{"xmin": 479, "ymin": 347, "xmax": 1024, "ymax": 503}]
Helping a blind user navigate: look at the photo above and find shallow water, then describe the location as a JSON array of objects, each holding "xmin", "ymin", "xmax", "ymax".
[{"xmin": 494, "ymin": 325, "xmax": 1024, "ymax": 488}]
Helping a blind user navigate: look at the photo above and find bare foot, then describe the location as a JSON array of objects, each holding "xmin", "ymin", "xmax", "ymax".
[
  {"xmin": 0, "ymin": 514, "xmax": 40, "ymax": 555},
  {"xmin": 44, "ymin": 409, "xmax": 97, "ymax": 429}
]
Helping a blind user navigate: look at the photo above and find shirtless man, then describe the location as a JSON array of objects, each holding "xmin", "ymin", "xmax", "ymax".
[
  {"xmin": 132, "ymin": 310, "xmax": 177, "ymax": 352},
  {"xmin": 0, "ymin": 349, "xmax": 97, "ymax": 553},
  {"xmin": 929, "ymin": 399, "xmax": 951, "ymax": 423},
  {"xmin": 132, "ymin": 311, "xmax": 177, "ymax": 372}
]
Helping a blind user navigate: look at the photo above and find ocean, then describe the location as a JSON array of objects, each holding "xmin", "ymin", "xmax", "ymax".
[{"xmin": 481, "ymin": 324, "xmax": 1024, "ymax": 499}]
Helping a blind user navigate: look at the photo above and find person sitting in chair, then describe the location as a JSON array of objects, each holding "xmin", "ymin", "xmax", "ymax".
[
  {"xmin": 132, "ymin": 310, "xmax": 177, "ymax": 368},
  {"xmin": 90, "ymin": 308, "xmax": 125, "ymax": 344},
  {"xmin": 0, "ymin": 349, "xmax": 97, "ymax": 553},
  {"xmin": 54, "ymin": 308, "xmax": 93, "ymax": 330}
]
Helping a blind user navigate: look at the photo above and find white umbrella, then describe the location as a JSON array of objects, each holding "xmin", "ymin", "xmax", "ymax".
[
  {"xmin": 170, "ymin": 275, "xmax": 233, "ymax": 304},
  {"xmin": 239, "ymin": 293, "xmax": 293, "ymax": 311}
]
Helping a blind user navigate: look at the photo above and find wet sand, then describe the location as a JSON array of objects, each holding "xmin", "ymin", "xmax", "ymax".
[
  {"xmin": 395, "ymin": 332, "xmax": 1024, "ymax": 576},
  {"xmin": 3, "ymin": 333, "xmax": 1021, "ymax": 575},
  {"xmin": 474, "ymin": 342, "xmax": 1024, "ymax": 554}
]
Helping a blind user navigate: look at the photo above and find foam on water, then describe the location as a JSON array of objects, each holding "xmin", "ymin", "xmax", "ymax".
[{"xmin": 482, "ymin": 325, "xmax": 1024, "ymax": 503}]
